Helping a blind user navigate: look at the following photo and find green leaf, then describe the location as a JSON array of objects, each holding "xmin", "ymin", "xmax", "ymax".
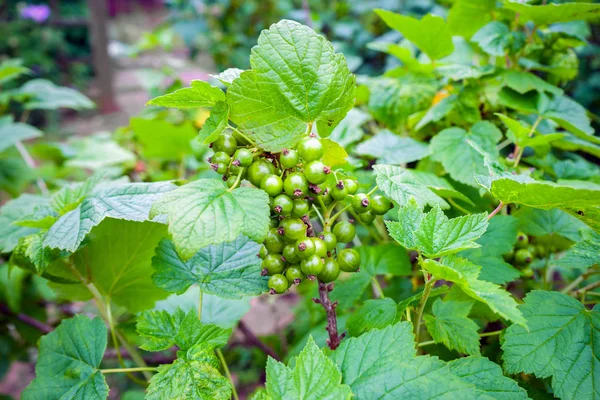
[
  {"xmin": 375, "ymin": 10, "xmax": 454, "ymax": 60},
  {"xmin": 152, "ymin": 235, "xmax": 268, "ymax": 298},
  {"xmin": 0, "ymin": 59, "xmax": 30, "ymax": 85},
  {"xmin": 373, "ymin": 164, "xmax": 449, "ymax": 209},
  {"xmin": 424, "ymin": 299, "xmax": 480, "ymax": 355},
  {"xmin": 513, "ymin": 207, "xmax": 588, "ymax": 242},
  {"xmin": 19, "ymin": 79, "xmax": 94, "ymax": 110},
  {"xmin": 541, "ymin": 95, "xmax": 595, "ymax": 142},
  {"xmin": 151, "ymin": 179, "xmax": 269, "ymax": 260},
  {"xmin": 0, "ymin": 194, "xmax": 48, "ymax": 253},
  {"xmin": 347, "ymin": 298, "xmax": 398, "ymax": 337},
  {"xmin": 320, "ymin": 138, "xmax": 348, "ymax": 167},
  {"xmin": 146, "ymin": 80, "xmax": 225, "ymax": 108},
  {"xmin": 330, "ymin": 321, "xmax": 416, "ymax": 387},
  {"xmin": 210, "ymin": 68, "xmax": 244, "ymax": 86},
  {"xmin": 130, "ymin": 117, "xmax": 198, "ymax": 160},
  {"xmin": 328, "ymin": 108, "xmax": 370, "ymax": 147},
  {"xmin": 199, "ymin": 101, "xmax": 230, "ymax": 144},
  {"xmin": 471, "ymin": 22, "xmax": 511, "ymax": 56},
  {"xmin": 137, "ymin": 308, "xmax": 231, "ymax": 352},
  {"xmin": 386, "ymin": 200, "xmax": 488, "ymax": 258},
  {"xmin": 434, "ymin": 66, "xmax": 495, "ymax": 82},
  {"xmin": 500, "ymin": 70, "xmax": 562, "ymax": 95},
  {"xmin": 264, "ymin": 336, "xmax": 352, "ymax": 400},
  {"xmin": 423, "ymin": 256, "xmax": 525, "ymax": 326},
  {"xmin": 368, "ymin": 76, "xmax": 437, "ymax": 130},
  {"xmin": 355, "ymin": 130, "xmax": 430, "ymax": 164},
  {"xmin": 69, "ymin": 219, "xmax": 169, "ymax": 312},
  {"xmin": 0, "ymin": 122, "xmax": 42, "ymax": 152},
  {"xmin": 10, "ymin": 233, "xmax": 62, "ymax": 275},
  {"xmin": 448, "ymin": 357, "xmax": 528, "ymax": 400},
  {"xmin": 22, "ymin": 315, "xmax": 108, "ymax": 400},
  {"xmin": 65, "ymin": 135, "xmax": 136, "ymax": 170},
  {"xmin": 0, "ymin": 264, "xmax": 27, "ymax": 312},
  {"xmin": 496, "ymin": 113, "xmax": 565, "ymax": 151},
  {"xmin": 227, "ymin": 20, "xmax": 355, "ymax": 151},
  {"xmin": 430, "ymin": 122, "xmax": 502, "ymax": 188},
  {"xmin": 504, "ymin": 2, "xmax": 600, "ymax": 26},
  {"xmin": 415, "ymin": 95, "xmax": 457, "ymax": 130},
  {"xmin": 448, "ymin": 0, "xmax": 496, "ymax": 39},
  {"xmin": 556, "ymin": 235, "xmax": 600, "ymax": 269},
  {"xmin": 44, "ymin": 181, "xmax": 175, "ymax": 252},
  {"xmin": 146, "ymin": 345, "xmax": 231, "ymax": 400},
  {"xmin": 503, "ymin": 291, "xmax": 600, "ymax": 400}
]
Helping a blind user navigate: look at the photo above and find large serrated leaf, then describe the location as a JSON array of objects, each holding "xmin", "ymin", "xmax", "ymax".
[
  {"xmin": 150, "ymin": 179, "xmax": 270, "ymax": 260},
  {"xmin": 424, "ymin": 299, "xmax": 480, "ymax": 355},
  {"xmin": 227, "ymin": 20, "xmax": 355, "ymax": 151},
  {"xmin": 147, "ymin": 80, "xmax": 225, "ymax": 108},
  {"xmin": 374, "ymin": 165, "xmax": 449, "ymax": 209}
]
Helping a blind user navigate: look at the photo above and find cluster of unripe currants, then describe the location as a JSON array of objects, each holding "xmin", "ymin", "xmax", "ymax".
[
  {"xmin": 503, "ymin": 231, "xmax": 553, "ymax": 277},
  {"xmin": 207, "ymin": 131, "xmax": 393, "ymax": 294}
]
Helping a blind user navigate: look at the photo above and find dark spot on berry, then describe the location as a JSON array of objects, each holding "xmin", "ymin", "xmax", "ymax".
[
  {"xmin": 222, "ymin": 175, "xmax": 227, "ymax": 181},
  {"xmin": 210, "ymin": 163, "xmax": 218, "ymax": 171},
  {"xmin": 294, "ymin": 189, "xmax": 303, "ymax": 197},
  {"xmin": 269, "ymin": 288, "xmax": 276, "ymax": 295},
  {"xmin": 277, "ymin": 227, "xmax": 285, "ymax": 235},
  {"xmin": 348, "ymin": 219, "xmax": 355, "ymax": 224},
  {"xmin": 282, "ymin": 148, "xmax": 289, "ymax": 155},
  {"xmin": 577, "ymin": 210, "xmax": 585, "ymax": 216},
  {"xmin": 336, "ymin": 180, "xmax": 344, "ymax": 189},
  {"xmin": 293, "ymin": 278, "xmax": 301, "ymax": 285},
  {"xmin": 323, "ymin": 166, "xmax": 331, "ymax": 174},
  {"xmin": 261, "ymin": 268, "xmax": 268, "ymax": 276},
  {"xmin": 361, "ymin": 198, "xmax": 369, "ymax": 207},
  {"xmin": 298, "ymin": 242, "xmax": 307, "ymax": 251},
  {"xmin": 309, "ymin": 184, "xmax": 322, "ymax": 194},
  {"xmin": 274, "ymin": 205, "xmax": 282, "ymax": 213},
  {"xmin": 233, "ymin": 159, "xmax": 241, "ymax": 167},
  {"xmin": 319, "ymin": 235, "xmax": 325, "ymax": 240},
  {"xmin": 307, "ymin": 275, "xmax": 316, "ymax": 281}
]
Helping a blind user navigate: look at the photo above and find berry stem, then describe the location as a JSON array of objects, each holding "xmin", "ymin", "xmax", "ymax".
[
  {"xmin": 488, "ymin": 201, "xmax": 504, "ymax": 219},
  {"xmin": 328, "ymin": 204, "xmax": 352, "ymax": 227},
  {"xmin": 311, "ymin": 204, "xmax": 326, "ymax": 226},
  {"xmin": 367, "ymin": 185, "xmax": 379, "ymax": 196},
  {"xmin": 227, "ymin": 169, "xmax": 244, "ymax": 192},
  {"xmin": 318, "ymin": 281, "xmax": 343, "ymax": 350}
]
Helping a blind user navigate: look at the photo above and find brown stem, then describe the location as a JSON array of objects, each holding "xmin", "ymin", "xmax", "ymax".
[
  {"xmin": 237, "ymin": 320, "xmax": 281, "ymax": 361},
  {"xmin": 0, "ymin": 303, "xmax": 52, "ymax": 333},
  {"xmin": 317, "ymin": 281, "xmax": 344, "ymax": 350},
  {"xmin": 488, "ymin": 201, "xmax": 504, "ymax": 219}
]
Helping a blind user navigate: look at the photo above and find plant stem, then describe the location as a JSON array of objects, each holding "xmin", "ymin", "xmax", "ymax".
[
  {"xmin": 372, "ymin": 277, "xmax": 385, "ymax": 299},
  {"xmin": 237, "ymin": 320, "xmax": 281, "ymax": 361},
  {"xmin": 101, "ymin": 367, "xmax": 157, "ymax": 374},
  {"xmin": 197, "ymin": 288, "xmax": 203, "ymax": 321},
  {"xmin": 414, "ymin": 271, "xmax": 435, "ymax": 350},
  {"xmin": 15, "ymin": 141, "xmax": 49, "ymax": 196},
  {"xmin": 317, "ymin": 281, "xmax": 343, "ymax": 350},
  {"xmin": 312, "ymin": 204, "xmax": 326, "ymax": 227},
  {"xmin": 561, "ymin": 268, "xmax": 600, "ymax": 294},
  {"xmin": 0, "ymin": 303, "xmax": 52, "ymax": 333},
  {"xmin": 418, "ymin": 329, "xmax": 503, "ymax": 347},
  {"xmin": 448, "ymin": 198, "xmax": 470, "ymax": 215},
  {"xmin": 512, "ymin": 115, "xmax": 542, "ymax": 168},
  {"xmin": 488, "ymin": 201, "xmax": 504, "ymax": 219},
  {"xmin": 228, "ymin": 125, "xmax": 256, "ymax": 146},
  {"xmin": 227, "ymin": 169, "xmax": 244, "ymax": 192},
  {"xmin": 217, "ymin": 349, "xmax": 239, "ymax": 400},
  {"xmin": 327, "ymin": 205, "xmax": 352, "ymax": 227},
  {"xmin": 367, "ymin": 185, "xmax": 379, "ymax": 196}
]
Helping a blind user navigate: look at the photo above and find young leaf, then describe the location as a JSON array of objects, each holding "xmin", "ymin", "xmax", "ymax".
[
  {"xmin": 330, "ymin": 322, "xmax": 416, "ymax": 387},
  {"xmin": 373, "ymin": 165, "xmax": 449, "ymax": 209},
  {"xmin": 500, "ymin": 70, "xmax": 562, "ymax": 95},
  {"xmin": 198, "ymin": 101, "xmax": 230, "ymax": 144},
  {"xmin": 346, "ymin": 298, "xmax": 398, "ymax": 337},
  {"xmin": 0, "ymin": 194, "xmax": 48, "ymax": 253},
  {"xmin": 386, "ymin": 199, "xmax": 488, "ymax": 258},
  {"xmin": 146, "ymin": 79, "xmax": 225, "ymax": 108},
  {"xmin": 424, "ymin": 299, "xmax": 481, "ymax": 355},
  {"xmin": 448, "ymin": 357, "xmax": 528, "ymax": 399},
  {"xmin": 0, "ymin": 122, "xmax": 42, "ymax": 152},
  {"xmin": 471, "ymin": 22, "xmax": 512, "ymax": 56},
  {"xmin": 22, "ymin": 315, "xmax": 108, "ymax": 400},
  {"xmin": 264, "ymin": 336, "xmax": 352, "ymax": 400},
  {"xmin": 227, "ymin": 20, "xmax": 355, "ymax": 151},
  {"xmin": 423, "ymin": 256, "xmax": 525, "ymax": 326},
  {"xmin": 355, "ymin": 130, "xmax": 430, "ymax": 164},
  {"xmin": 430, "ymin": 121, "xmax": 502, "ymax": 188},
  {"xmin": 502, "ymin": 291, "xmax": 600, "ymax": 400},
  {"xmin": 137, "ymin": 308, "xmax": 231, "ymax": 352},
  {"xmin": 375, "ymin": 10, "xmax": 454, "ymax": 60},
  {"xmin": 150, "ymin": 179, "xmax": 270, "ymax": 260},
  {"xmin": 44, "ymin": 181, "xmax": 176, "ymax": 252},
  {"xmin": 504, "ymin": 2, "xmax": 600, "ymax": 26},
  {"xmin": 152, "ymin": 235, "xmax": 268, "ymax": 298}
]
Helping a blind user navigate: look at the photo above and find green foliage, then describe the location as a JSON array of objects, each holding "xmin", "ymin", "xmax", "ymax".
[
  {"xmin": 146, "ymin": 80, "xmax": 225, "ymax": 109},
  {"xmin": 424, "ymin": 299, "xmax": 480, "ymax": 355}
]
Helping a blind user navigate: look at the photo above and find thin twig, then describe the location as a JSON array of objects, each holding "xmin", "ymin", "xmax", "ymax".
[
  {"xmin": 0, "ymin": 303, "xmax": 52, "ymax": 333},
  {"xmin": 237, "ymin": 320, "xmax": 281, "ymax": 361},
  {"xmin": 316, "ymin": 281, "xmax": 344, "ymax": 350},
  {"xmin": 488, "ymin": 202, "xmax": 504, "ymax": 219}
]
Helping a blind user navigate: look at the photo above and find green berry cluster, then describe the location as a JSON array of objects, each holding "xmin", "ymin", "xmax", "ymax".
[
  {"xmin": 503, "ymin": 231, "xmax": 554, "ymax": 277},
  {"xmin": 207, "ymin": 131, "xmax": 392, "ymax": 295}
]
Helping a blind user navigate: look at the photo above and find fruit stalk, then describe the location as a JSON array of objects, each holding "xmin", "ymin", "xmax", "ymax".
[{"xmin": 317, "ymin": 281, "xmax": 344, "ymax": 350}]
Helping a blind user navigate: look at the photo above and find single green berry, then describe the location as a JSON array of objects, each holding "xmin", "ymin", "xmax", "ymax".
[
  {"xmin": 503, "ymin": 249, "xmax": 514, "ymax": 263},
  {"xmin": 292, "ymin": 198, "xmax": 310, "ymax": 217},
  {"xmin": 268, "ymin": 274, "xmax": 288, "ymax": 294},
  {"xmin": 247, "ymin": 160, "xmax": 276, "ymax": 187},
  {"xmin": 262, "ymin": 254, "xmax": 285, "ymax": 275},
  {"xmin": 258, "ymin": 245, "xmax": 268, "ymax": 259},
  {"xmin": 304, "ymin": 160, "xmax": 329, "ymax": 184},
  {"xmin": 535, "ymin": 244, "xmax": 547, "ymax": 258},
  {"xmin": 284, "ymin": 172, "xmax": 309, "ymax": 198},
  {"xmin": 264, "ymin": 228, "xmax": 285, "ymax": 254},
  {"xmin": 229, "ymin": 163, "xmax": 245, "ymax": 176},
  {"xmin": 338, "ymin": 248, "xmax": 360, "ymax": 272},
  {"xmin": 285, "ymin": 265, "xmax": 304, "ymax": 285},
  {"xmin": 226, "ymin": 175, "xmax": 239, "ymax": 188},
  {"xmin": 352, "ymin": 193, "xmax": 371, "ymax": 214},
  {"xmin": 320, "ymin": 185, "xmax": 333, "ymax": 205},
  {"xmin": 233, "ymin": 148, "xmax": 254, "ymax": 167},
  {"xmin": 261, "ymin": 174, "xmax": 284, "ymax": 197},
  {"xmin": 296, "ymin": 237, "xmax": 316, "ymax": 259},
  {"xmin": 278, "ymin": 217, "xmax": 306, "ymax": 241},
  {"xmin": 521, "ymin": 266, "xmax": 534, "ymax": 278},
  {"xmin": 515, "ymin": 231, "xmax": 529, "ymax": 249},
  {"xmin": 312, "ymin": 237, "xmax": 328, "ymax": 257},
  {"xmin": 344, "ymin": 179, "xmax": 359, "ymax": 195},
  {"xmin": 319, "ymin": 232, "xmax": 337, "ymax": 251},
  {"xmin": 283, "ymin": 243, "xmax": 300, "ymax": 263},
  {"xmin": 514, "ymin": 248, "xmax": 533, "ymax": 265},
  {"xmin": 212, "ymin": 162, "xmax": 228, "ymax": 175},
  {"xmin": 318, "ymin": 258, "xmax": 340, "ymax": 283},
  {"xmin": 213, "ymin": 133, "xmax": 237, "ymax": 155},
  {"xmin": 333, "ymin": 221, "xmax": 356, "ymax": 243},
  {"xmin": 297, "ymin": 136, "xmax": 324, "ymax": 162},
  {"xmin": 527, "ymin": 244, "xmax": 538, "ymax": 258},
  {"xmin": 280, "ymin": 148, "xmax": 299, "ymax": 169},
  {"xmin": 358, "ymin": 211, "xmax": 375, "ymax": 224},
  {"xmin": 301, "ymin": 254, "xmax": 324, "ymax": 277},
  {"xmin": 212, "ymin": 151, "xmax": 230, "ymax": 164},
  {"xmin": 331, "ymin": 181, "xmax": 348, "ymax": 201},
  {"xmin": 272, "ymin": 194, "xmax": 293, "ymax": 215},
  {"xmin": 370, "ymin": 195, "xmax": 393, "ymax": 215}
]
